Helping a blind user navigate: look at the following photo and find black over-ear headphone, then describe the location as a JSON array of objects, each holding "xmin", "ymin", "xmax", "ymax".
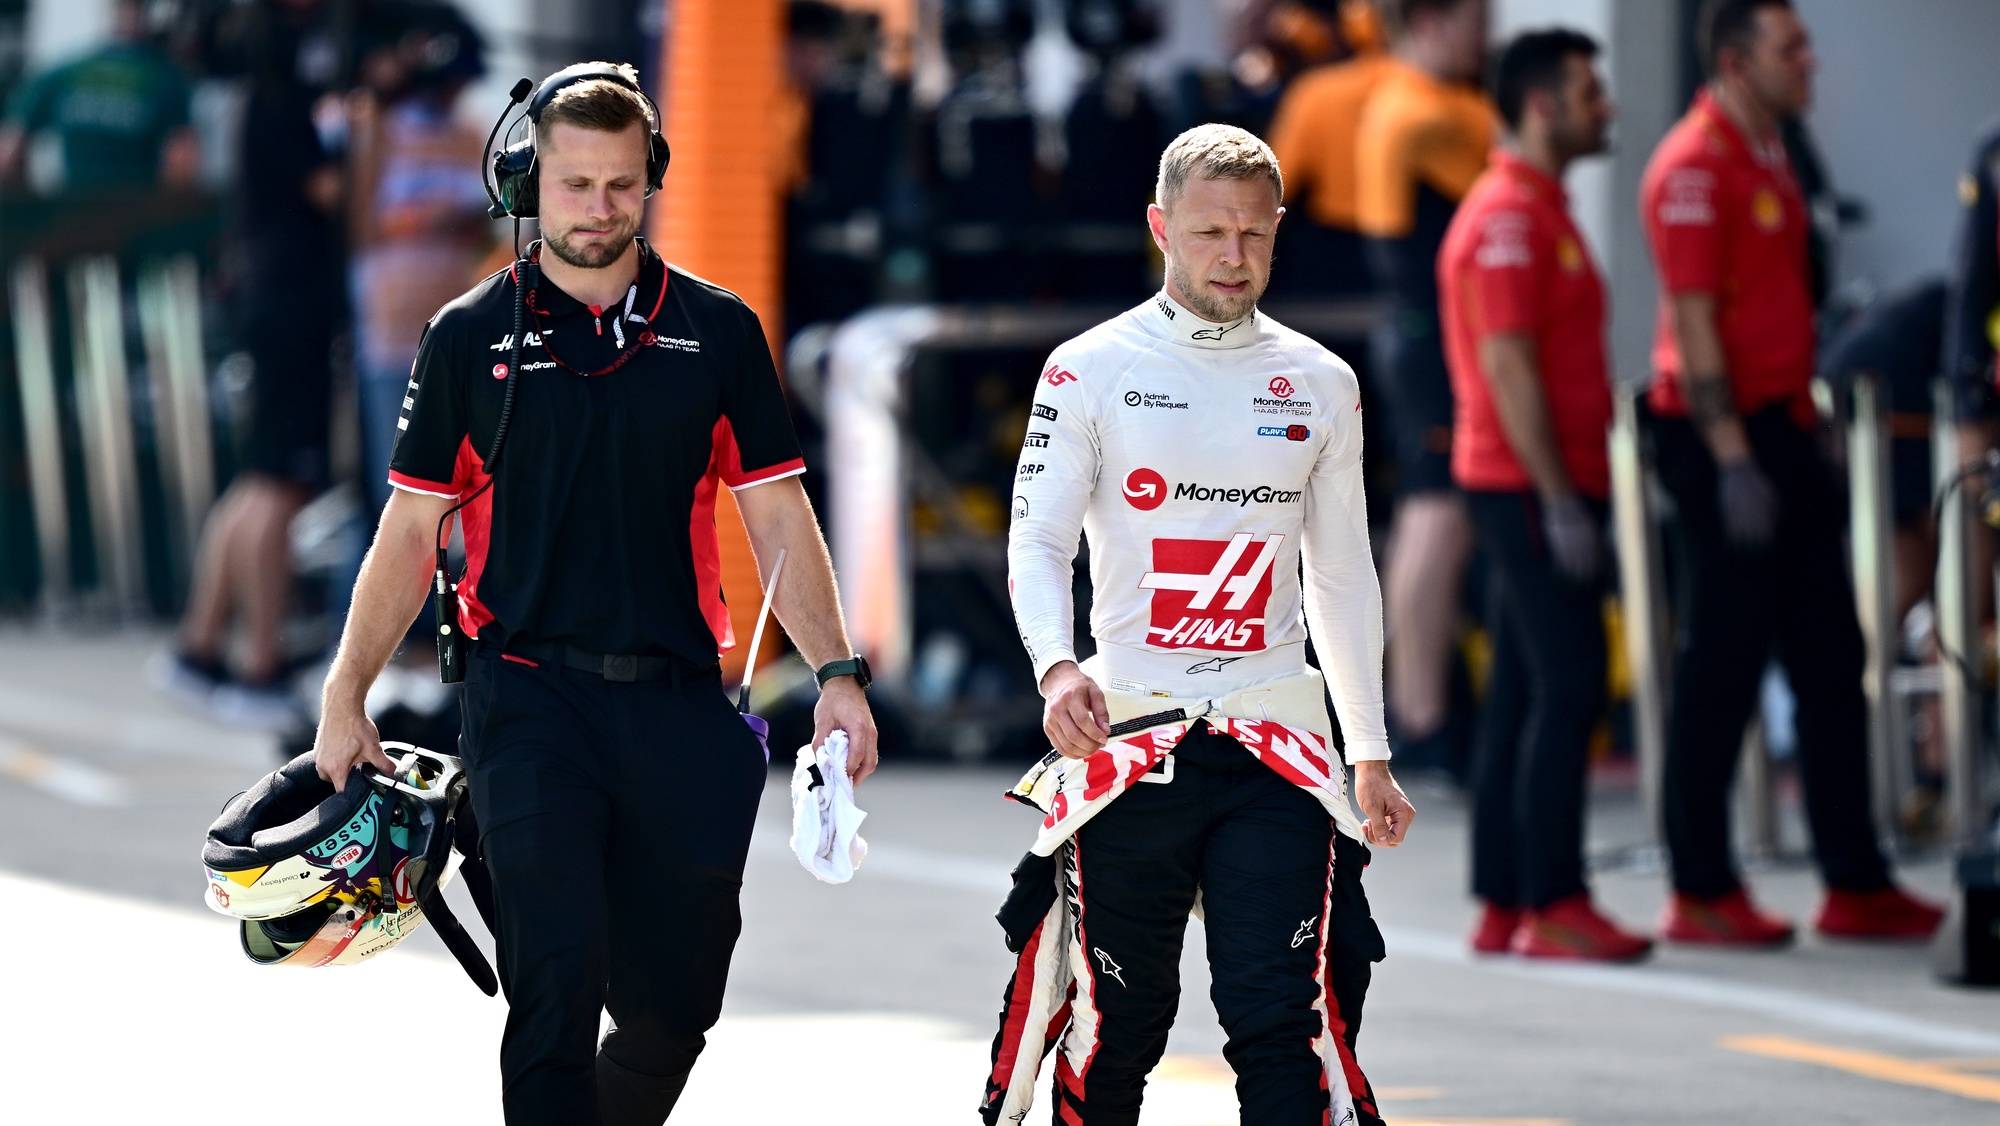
[{"xmin": 485, "ymin": 63, "xmax": 670, "ymax": 220}]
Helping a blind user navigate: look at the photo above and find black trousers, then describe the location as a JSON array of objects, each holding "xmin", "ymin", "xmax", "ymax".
[
  {"xmin": 1370, "ymin": 301, "xmax": 1456, "ymax": 497},
  {"xmin": 1035, "ymin": 725, "xmax": 1385, "ymax": 1126},
  {"xmin": 1465, "ymin": 490, "xmax": 1609, "ymax": 910},
  {"xmin": 459, "ymin": 644, "xmax": 767, "ymax": 1125},
  {"xmin": 1651, "ymin": 408, "xmax": 1891, "ymax": 898}
]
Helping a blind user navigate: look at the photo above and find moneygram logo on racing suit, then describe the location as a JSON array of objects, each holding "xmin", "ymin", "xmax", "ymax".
[
  {"xmin": 1172, "ymin": 482, "xmax": 1303, "ymax": 506},
  {"xmin": 1139, "ymin": 533, "xmax": 1284, "ymax": 651},
  {"xmin": 1122, "ymin": 467, "xmax": 1302, "ymax": 511}
]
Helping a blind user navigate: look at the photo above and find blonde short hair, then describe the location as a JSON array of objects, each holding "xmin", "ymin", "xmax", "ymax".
[
  {"xmin": 1154, "ymin": 124, "xmax": 1283, "ymax": 211},
  {"xmin": 538, "ymin": 62, "xmax": 656, "ymax": 142}
]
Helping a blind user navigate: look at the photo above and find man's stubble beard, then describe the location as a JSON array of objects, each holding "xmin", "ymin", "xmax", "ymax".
[
  {"xmin": 1168, "ymin": 255, "xmax": 1263, "ymax": 323},
  {"xmin": 1555, "ymin": 120, "xmax": 1610, "ymax": 164},
  {"xmin": 545, "ymin": 217, "xmax": 638, "ymax": 269}
]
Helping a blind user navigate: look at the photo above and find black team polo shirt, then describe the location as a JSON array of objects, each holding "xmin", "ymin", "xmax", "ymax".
[{"xmin": 387, "ymin": 238, "xmax": 805, "ymax": 668}]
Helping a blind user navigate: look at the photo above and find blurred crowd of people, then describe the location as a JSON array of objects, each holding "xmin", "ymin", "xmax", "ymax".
[
  {"xmin": 783, "ymin": 0, "xmax": 1413, "ymax": 319},
  {"xmin": 4, "ymin": 0, "xmax": 499, "ymax": 727}
]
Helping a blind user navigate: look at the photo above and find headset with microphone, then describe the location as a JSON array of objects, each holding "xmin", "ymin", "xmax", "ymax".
[{"xmin": 483, "ymin": 63, "xmax": 671, "ymax": 220}]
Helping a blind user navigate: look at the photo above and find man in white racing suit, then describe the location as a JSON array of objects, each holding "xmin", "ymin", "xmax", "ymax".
[{"xmin": 980, "ymin": 124, "xmax": 1416, "ymax": 1126}]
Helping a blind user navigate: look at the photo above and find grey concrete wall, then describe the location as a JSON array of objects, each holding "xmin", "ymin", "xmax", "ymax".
[{"xmin": 1795, "ymin": 0, "xmax": 2000, "ymax": 299}]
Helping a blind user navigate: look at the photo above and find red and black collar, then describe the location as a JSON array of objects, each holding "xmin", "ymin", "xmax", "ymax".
[
  {"xmin": 508, "ymin": 237, "xmax": 670, "ymax": 324},
  {"xmin": 504, "ymin": 238, "xmax": 672, "ymax": 378}
]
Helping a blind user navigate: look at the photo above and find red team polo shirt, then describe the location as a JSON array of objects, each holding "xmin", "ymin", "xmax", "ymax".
[
  {"xmin": 1439, "ymin": 150, "xmax": 1611, "ymax": 497},
  {"xmin": 1641, "ymin": 90, "xmax": 1814, "ymax": 421}
]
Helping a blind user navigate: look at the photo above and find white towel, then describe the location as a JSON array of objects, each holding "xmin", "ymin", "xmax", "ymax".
[{"xmin": 789, "ymin": 730, "xmax": 869, "ymax": 883}]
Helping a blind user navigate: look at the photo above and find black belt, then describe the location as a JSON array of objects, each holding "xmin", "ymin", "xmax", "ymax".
[{"xmin": 485, "ymin": 636, "xmax": 719, "ymax": 686}]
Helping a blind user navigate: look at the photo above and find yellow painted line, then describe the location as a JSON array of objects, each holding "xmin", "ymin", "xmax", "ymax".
[
  {"xmin": 0, "ymin": 744, "xmax": 51, "ymax": 782},
  {"xmin": 1924, "ymin": 1057, "xmax": 2000, "ymax": 1072},
  {"xmin": 1150, "ymin": 1054, "xmax": 1233, "ymax": 1083},
  {"xmin": 0, "ymin": 736, "xmax": 130, "ymax": 806},
  {"xmin": 1723, "ymin": 1035, "xmax": 2000, "ymax": 1104},
  {"xmin": 1374, "ymin": 1087, "xmax": 1446, "ymax": 1101}
]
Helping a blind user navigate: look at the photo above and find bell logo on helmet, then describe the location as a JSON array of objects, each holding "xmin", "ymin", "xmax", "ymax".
[{"xmin": 330, "ymin": 844, "xmax": 365, "ymax": 869}]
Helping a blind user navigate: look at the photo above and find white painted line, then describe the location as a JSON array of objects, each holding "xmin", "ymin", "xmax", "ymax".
[
  {"xmin": 0, "ymin": 735, "xmax": 131, "ymax": 807},
  {"xmin": 840, "ymin": 841, "xmax": 2000, "ymax": 1058}
]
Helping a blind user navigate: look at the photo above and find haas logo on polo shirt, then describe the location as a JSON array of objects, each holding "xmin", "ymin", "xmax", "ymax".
[
  {"xmin": 489, "ymin": 330, "xmax": 551, "ymax": 351},
  {"xmin": 1139, "ymin": 533, "xmax": 1283, "ymax": 651}
]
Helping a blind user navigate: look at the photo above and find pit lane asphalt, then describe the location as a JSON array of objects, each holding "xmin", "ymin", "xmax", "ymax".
[{"xmin": 2, "ymin": 626, "xmax": 1992, "ymax": 1125}]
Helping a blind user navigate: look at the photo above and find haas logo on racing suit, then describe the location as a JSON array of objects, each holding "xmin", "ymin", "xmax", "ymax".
[{"xmin": 1139, "ymin": 533, "xmax": 1283, "ymax": 650}]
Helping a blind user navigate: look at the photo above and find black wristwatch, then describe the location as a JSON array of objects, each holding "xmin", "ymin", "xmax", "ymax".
[{"xmin": 814, "ymin": 654, "xmax": 872, "ymax": 690}]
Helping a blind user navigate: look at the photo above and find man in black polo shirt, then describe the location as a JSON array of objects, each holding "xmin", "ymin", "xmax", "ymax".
[{"xmin": 311, "ymin": 63, "xmax": 879, "ymax": 1125}]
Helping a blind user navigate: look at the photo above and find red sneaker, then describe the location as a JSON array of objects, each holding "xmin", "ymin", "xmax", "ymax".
[
  {"xmin": 1470, "ymin": 902, "xmax": 1523, "ymax": 954},
  {"xmin": 1660, "ymin": 888, "xmax": 1795, "ymax": 948},
  {"xmin": 1510, "ymin": 895, "xmax": 1654, "ymax": 962},
  {"xmin": 1814, "ymin": 886, "xmax": 1946, "ymax": 940}
]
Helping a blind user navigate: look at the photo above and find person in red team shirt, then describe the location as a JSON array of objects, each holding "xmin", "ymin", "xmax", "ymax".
[
  {"xmin": 1640, "ymin": 0, "xmax": 1940, "ymax": 946},
  {"xmin": 1440, "ymin": 28, "xmax": 1647, "ymax": 961}
]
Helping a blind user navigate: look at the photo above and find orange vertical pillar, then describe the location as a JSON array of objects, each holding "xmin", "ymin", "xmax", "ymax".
[{"xmin": 654, "ymin": 0, "xmax": 787, "ymax": 682}]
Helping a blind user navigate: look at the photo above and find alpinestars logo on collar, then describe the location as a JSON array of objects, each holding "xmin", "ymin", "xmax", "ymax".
[{"xmin": 1191, "ymin": 316, "xmax": 1249, "ymax": 341}]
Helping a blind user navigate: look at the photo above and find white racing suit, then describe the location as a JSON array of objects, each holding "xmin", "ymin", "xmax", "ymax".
[{"xmin": 983, "ymin": 290, "xmax": 1391, "ymax": 1125}]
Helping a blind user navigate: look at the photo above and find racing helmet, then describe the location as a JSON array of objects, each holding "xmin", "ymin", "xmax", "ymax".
[{"xmin": 202, "ymin": 742, "xmax": 496, "ymax": 994}]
